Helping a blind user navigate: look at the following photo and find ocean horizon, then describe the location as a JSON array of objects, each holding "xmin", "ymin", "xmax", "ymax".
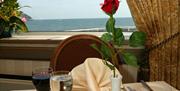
[{"xmin": 26, "ymin": 17, "xmax": 135, "ymax": 32}]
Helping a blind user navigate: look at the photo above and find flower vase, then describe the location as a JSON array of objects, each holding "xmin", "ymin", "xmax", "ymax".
[{"xmin": 111, "ymin": 75, "xmax": 122, "ymax": 91}]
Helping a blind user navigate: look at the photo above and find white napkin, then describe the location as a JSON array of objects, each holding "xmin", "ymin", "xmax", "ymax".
[{"xmin": 71, "ymin": 58, "xmax": 122, "ymax": 91}]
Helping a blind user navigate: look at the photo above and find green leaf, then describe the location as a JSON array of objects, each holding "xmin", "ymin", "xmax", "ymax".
[
  {"xmin": 122, "ymin": 52, "xmax": 139, "ymax": 67},
  {"xmin": 9, "ymin": 16, "xmax": 28, "ymax": 32},
  {"xmin": 104, "ymin": 59, "xmax": 115, "ymax": 70},
  {"xmin": 101, "ymin": 33, "xmax": 113, "ymax": 43},
  {"xmin": 9, "ymin": 25, "xmax": 14, "ymax": 33},
  {"xmin": 106, "ymin": 17, "xmax": 115, "ymax": 33},
  {"xmin": 90, "ymin": 44, "xmax": 100, "ymax": 53},
  {"xmin": 90, "ymin": 44, "xmax": 105, "ymax": 58},
  {"xmin": 114, "ymin": 28, "xmax": 125, "ymax": 46},
  {"xmin": 100, "ymin": 45, "xmax": 111, "ymax": 60},
  {"xmin": 0, "ymin": 18, "xmax": 8, "ymax": 30},
  {"xmin": 15, "ymin": 24, "xmax": 25, "ymax": 33},
  {"xmin": 129, "ymin": 31, "xmax": 146, "ymax": 47},
  {"xmin": 90, "ymin": 43, "xmax": 112, "ymax": 61}
]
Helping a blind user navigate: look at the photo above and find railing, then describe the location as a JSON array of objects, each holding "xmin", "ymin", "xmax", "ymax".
[{"xmin": 66, "ymin": 26, "xmax": 136, "ymax": 32}]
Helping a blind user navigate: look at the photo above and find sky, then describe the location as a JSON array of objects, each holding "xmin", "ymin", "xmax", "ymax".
[{"xmin": 19, "ymin": 0, "xmax": 132, "ymax": 19}]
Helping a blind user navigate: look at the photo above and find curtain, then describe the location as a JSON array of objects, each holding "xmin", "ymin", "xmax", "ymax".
[{"xmin": 127, "ymin": 0, "xmax": 180, "ymax": 89}]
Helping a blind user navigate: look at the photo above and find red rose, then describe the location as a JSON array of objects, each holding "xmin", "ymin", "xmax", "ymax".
[{"xmin": 101, "ymin": 0, "xmax": 119, "ymax": 15}]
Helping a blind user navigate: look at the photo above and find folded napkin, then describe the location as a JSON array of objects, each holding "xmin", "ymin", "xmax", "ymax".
[{"xmin": 71, "ymin": 58, "xmax": 122, "ymax": 91}]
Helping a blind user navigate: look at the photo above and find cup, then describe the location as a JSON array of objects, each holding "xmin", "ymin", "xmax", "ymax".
[
  {"xmin": 32, "ymin": 67, "xmax": 52, "ymax": 91},
  {"xmin": 50, "ymin": 71, "xmax": 73, "ymax": 91}
]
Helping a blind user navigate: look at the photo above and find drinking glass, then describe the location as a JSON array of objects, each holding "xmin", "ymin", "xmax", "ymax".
[
  {"xmin": 50, "ymin": 71, "xmax": 73, "ymax": 91},
  {"xmin": 32, "ymin": 67, "xmax": 52, "ymax": 91}
]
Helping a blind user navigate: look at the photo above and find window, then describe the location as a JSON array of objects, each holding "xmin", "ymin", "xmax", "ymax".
[
  {"xmin": 0, "ymin": 0, "xmax": 143, "ymax": 77},
  {"xmin": 19, "ymin": 0, "xmax": 135, "ymax": 32}
]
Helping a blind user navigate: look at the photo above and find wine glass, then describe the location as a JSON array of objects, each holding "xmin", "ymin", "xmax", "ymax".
[
  {"xmin": 32, "ymin": 67, "xmax": 52, "ymax": 91},
  {"xmin": 50, "ymin": 71, "xmax": 73, "ymax": 91}
]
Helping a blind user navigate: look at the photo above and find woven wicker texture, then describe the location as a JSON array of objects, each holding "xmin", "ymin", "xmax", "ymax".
[{"xmin": 127, "ymin": 0, "xmax": 180, "ymax": 89}]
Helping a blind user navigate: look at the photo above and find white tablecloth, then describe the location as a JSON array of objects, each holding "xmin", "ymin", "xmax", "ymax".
[{"xmin": 0, "ymin": 78, "xmax": 179, "ymax": 91}]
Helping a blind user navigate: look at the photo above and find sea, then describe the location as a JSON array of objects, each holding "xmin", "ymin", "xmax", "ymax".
[{"xmin": 26, "ymin": 18, "xmax": 135, "ymax": 32}]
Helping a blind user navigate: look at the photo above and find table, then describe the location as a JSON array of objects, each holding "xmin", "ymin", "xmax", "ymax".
[
  {"xmin": 0, "ymin": 78, "xmax": 178, "ymax": 91},
  {"xmin": 0, "ymin": 78, "xmax": 34, "ymax": 91},
  {"xmin": 124, "ymin": 81, "xmax": 179, "ymax": 91}
]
